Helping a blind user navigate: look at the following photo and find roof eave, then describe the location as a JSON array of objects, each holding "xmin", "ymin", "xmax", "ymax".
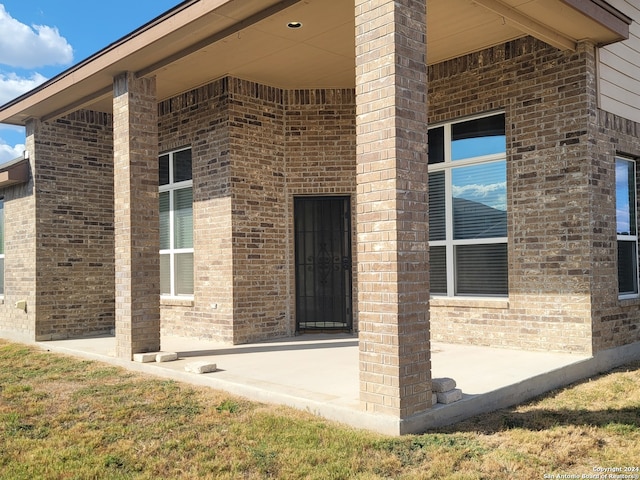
[
  {"xmin": 561, "ymin": 0, "xmax": 631, "ymax": 44},
  {"xmin": 0, "ymin": 0, "xmax": 634, "ymax": 126},
  {"xmin": 0, "ymin": 0, "xmax": 228, "ymax": 125},
  {"xmin": 0, "ymin": 157, "xmax": 30, "ymax": 188}
]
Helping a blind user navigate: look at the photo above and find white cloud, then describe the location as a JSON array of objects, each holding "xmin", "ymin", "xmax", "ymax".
[
  {"xmin": 0, "ymin": 124, "xmax": 25, "ymax": 164},
  {"xmin": 0, "ymin": 139, "xmax": 24, "ymax": 164},
  {"xmin": 0, "ymin": 71, "xmax": 47, "ymax": 105},
  {"xmin": 0, "ymin": 4, "xmax": 73, "ymax": 68},
  {"xmin": 452, "ymin": 181, "xmax": 506, "ymax": 198},
  {"xmin": 453, "ymin": 182, "xmax": 507, "ymax": 211}
]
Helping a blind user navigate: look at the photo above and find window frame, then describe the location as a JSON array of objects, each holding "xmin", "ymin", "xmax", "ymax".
[
  {"xmin": 159, "ymin": 147, "xmax": 194, "ymax": 298},
  {"xmin": 616, "ymin": 156, "xmax": 639, "ymax": 299},
  {"xmin": 428, "ymin": 112, "xmax": 508, "ymax": 298}
]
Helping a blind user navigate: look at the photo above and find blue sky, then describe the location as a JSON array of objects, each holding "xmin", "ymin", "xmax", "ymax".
[
  {"xmin": 0, "ymin": 1, "xmax": 180, "ymax": 163},
  {"xmin": 617, "ymin": 158, "xmax": 635, "ymax": 235}
]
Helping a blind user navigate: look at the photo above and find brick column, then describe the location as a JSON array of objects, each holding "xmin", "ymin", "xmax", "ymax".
[
  {"xmin": 355, "ymin": 0, "xmax": 431, "ymax": 419},
  {"xmin": 113, "ymin": 72, "xmax": 160, "ymax": 359}
]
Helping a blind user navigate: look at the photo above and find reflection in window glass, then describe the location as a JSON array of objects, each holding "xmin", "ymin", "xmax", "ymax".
[
  {"xmin": 175, "ymin": 253, "xmax": 194, "ymax": 296},
  {"xmin": 452, "ymin": 114, "xmax": 505, "ymax": 160},
  {"xmin": 616, "ymin": 158, "xmax": 636, "ymax": 235},
  {"xmin": 160, "ymin": 254, "xmax": 170, "ymax": 294},
  {"xmin": 616, "ymin": 157, "xmax": 638, "ymax": 296},
  {"xmin": 452, "ymin": 161, "xmax": 506, "ymax": 240}
]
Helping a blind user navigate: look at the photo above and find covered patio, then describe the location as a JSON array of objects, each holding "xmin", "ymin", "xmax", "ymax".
[
  {"xmin": 0, "ymin": 0, "xmax": 636, "ymax": 435},
  {"xmin": 34, "ymin": 333, "xmax": 629, "ymax": 435}
]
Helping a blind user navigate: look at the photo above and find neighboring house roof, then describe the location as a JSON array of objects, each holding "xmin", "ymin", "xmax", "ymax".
[
  {"xmin": 0, "ymin": 0, "xmax": 631, "ymax": 127},
  {"xmin": 453, "ymin": 197, "xmax": 507, "ymax": 240},
  {"xmin": 0, "ymin": 156, "xmax": 29, "ymax": 188}
]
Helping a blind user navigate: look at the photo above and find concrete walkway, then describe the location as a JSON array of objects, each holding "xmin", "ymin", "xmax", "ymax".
[{"xmin": 34, "ymin": 334, "xmax": 639, "ymax": 435}]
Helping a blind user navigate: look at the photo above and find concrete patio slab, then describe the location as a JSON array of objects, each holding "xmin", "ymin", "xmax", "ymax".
[{"xmin": 27, "ymin": 333, "xmax": 640, "ymax": 435}]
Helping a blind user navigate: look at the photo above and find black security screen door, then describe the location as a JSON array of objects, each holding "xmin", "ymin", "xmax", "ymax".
[{"xmin": 294, "ymin": 196, "xmax": 353, "ymax": 331}]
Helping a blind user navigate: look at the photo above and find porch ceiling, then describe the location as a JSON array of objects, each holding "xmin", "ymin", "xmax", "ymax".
[{"xmin": 0, "ymin": 0, "xmax": 630, "ymax": 126}]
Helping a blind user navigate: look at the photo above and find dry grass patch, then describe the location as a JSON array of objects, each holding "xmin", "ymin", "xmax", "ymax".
[{"xmin": 1, "ymin": 339, "xmax": 639, "ymax": 479}]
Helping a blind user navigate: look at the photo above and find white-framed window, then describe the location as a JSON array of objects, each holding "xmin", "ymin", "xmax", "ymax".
[
  {"xmin": 159, "ymin": 148, "xmax": 194, "ymax": 297},
  {"xmin": 616, "ymin": 156, "xmax": 638, "ymax": 298},
  {"xmin": 428, "ymin": 112, "xmax": 507, "ymax": 297},
  {"xmin": 0, "ymin": 198, "xmax": 4, "ymax": 297}
]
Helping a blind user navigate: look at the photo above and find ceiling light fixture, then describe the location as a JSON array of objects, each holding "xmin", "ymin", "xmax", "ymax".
[{"xmin": 287, "ymin": 21, "xmax": 303, "ymax": 29}]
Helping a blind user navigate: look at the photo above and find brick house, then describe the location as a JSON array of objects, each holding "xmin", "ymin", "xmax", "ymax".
[{"xmin": 0, "ymin": 0, "xmax": 639, "ymax": 432}]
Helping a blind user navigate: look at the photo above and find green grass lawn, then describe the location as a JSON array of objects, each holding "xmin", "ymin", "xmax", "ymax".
[{"xmin": 1, "ymin": 339, "xmax": 639, "ymax": 479}]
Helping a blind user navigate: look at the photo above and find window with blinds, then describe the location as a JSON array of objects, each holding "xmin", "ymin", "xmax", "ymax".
[
  {"xmin": 428, "ymin": 113, "xmax": 507, "ymax": 297},
  {"xmin": 616, "ymin": 156, "xmax": 638, "ymax": 297},
  {"xmin": 159, "ymin": 148, "xmax": 194, "ymax": 297}
]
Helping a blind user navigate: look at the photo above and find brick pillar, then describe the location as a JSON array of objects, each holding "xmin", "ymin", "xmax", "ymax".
[
  {"xmin": 355, "ymin": 0, "xmax": 431, "ymax": 420},
  {"xmin": 113, "ymin": 72, "xmax": 160, "ymax": 359}
]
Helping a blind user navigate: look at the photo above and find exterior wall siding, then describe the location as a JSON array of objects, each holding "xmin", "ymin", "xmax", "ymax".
[{"xmin": 598, "ymin": 0, "xmax": 640, "ymax": 123}]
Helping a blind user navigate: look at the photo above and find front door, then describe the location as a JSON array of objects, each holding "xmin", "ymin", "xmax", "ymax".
[{"xmin": 294, "ymin": 196, "xmax": 352, "ymax": 331}]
